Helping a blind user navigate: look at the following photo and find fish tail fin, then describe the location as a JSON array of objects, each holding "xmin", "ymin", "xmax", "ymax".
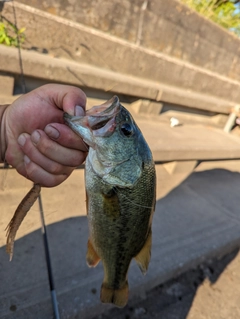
[{"xmin": 100, "ymin": 281, "xmax": 129, "ymax": 308}]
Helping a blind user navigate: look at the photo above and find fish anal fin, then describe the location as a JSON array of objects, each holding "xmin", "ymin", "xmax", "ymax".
[
  {"xmin": 100, "ymin": 281, "xmax": 128, "ymax": 308},
  {"xmin": 134, "ymin": 229, "xmax": 152, "ymax": 275},
  {"xmin": 86, "ymin": 239, "xmax": 100, "ymax": 267}
]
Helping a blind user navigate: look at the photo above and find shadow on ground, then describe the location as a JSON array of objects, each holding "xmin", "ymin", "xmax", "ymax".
[
  {"xmin": 1, "ymin": 168, "xmax": 240, "ymax": 318},
  {"xmin": 0, "ymin": 216, "xmax": 91, "ymax": 319},
  {"xmin": 92, "ymin": 168, "xmax": 240, "ymax": 319},
  {"xmin": 93, "ymin": 249, "xmax": 239, "ymax": 319}
]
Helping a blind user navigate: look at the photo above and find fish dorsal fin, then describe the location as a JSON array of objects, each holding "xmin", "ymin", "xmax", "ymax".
[
  {"xmin": 86, "ymin": 239, "xmax": 100, "ymax": 267},
  {"xmin": 134, "ymin": 229, "xmax": 152, "ymax": 275}
]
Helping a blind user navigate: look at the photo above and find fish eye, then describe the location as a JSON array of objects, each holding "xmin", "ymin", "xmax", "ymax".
[{"xmin": 120, "ymin": 123, "xmax": 133, "ymax": 137}]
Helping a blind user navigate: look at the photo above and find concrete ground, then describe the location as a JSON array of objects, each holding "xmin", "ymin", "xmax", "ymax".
[
  {"xmin": 1, "ymin": 158, "xmax": 240, "ymax": 318},
  {"xmin": 93, "ymin": 248, "xmax": 240, "ymax": 319}
]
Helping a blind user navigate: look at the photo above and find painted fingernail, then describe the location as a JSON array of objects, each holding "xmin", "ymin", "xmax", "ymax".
[
  {"xmin": 44, "ymin": 125, "xmax": 60, "ymax": 139},
  {"xmin": 18, "ymin": 134, "xmax": 26, "ymax": 146},
  {"xmin": 24, "ymin": 155, "xmax": 30, "ymax": 164},
  {"xmin": 31, "ymin": 130, "xmax": 41, "ymax": 145},
  {"xmin": 75, "ymin": 105, "xmax": 85, "ymax": 116}
]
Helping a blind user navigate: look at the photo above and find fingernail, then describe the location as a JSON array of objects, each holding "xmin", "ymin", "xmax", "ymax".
[
  {"xmin": 18, "ymin": 134, "xmax": 26, "ymax": 146},
  {"xmin": 24, "ymin": 155, "xmax": 30, "ymax": 164},
  {"xmin": 31, "ymin": 131, "xmax": 41, "ymax": 145},
  {"xmin": 44, "ymin": 125, "xmax": 60, "ymax": 139},
  {"xmin": 75, "ymin": 105, "xmax": 85, "ymax": 116}
]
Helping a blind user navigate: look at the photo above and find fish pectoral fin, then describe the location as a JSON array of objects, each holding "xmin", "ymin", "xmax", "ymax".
[
  {"xmin": 134, "ymin": 229, "xmax": 152, "ymax": 275},
  {"xmin": 86, "ymin": 239, "xmax": 100, "ymax": 267},
  {"xmin": 101, "ymin": 281, "xmax": 129, "ymax": 308}
]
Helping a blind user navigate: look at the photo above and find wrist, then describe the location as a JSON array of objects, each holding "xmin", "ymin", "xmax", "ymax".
[{"xmin": 0, "ymin": 104, "xmax": 9, "ymax": 163}]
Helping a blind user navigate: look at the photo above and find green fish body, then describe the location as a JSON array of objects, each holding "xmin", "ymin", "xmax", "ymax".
[{"xmin": 64, "ymin": 96, "xmax": 156, "ymax": 307}]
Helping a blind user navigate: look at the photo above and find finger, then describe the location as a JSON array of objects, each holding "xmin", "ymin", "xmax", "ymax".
[
  {"xmin": 18, "ymin": 133, "xmax": 74, "ymax": 176},
  {"xmin": 44, "ymin": 123, "xmax": 89, "ymax": 152},
  {"xmin": 30, "ymin": 130, "xmax": 87, "ymax": 166},
  {"xmin": 75, "ymin": 105, "xmax": 85, "ymax": 116},
  {"xmin": 37, "ymin": 84, "xmax": 87, "ymax": 115},
  {"xmin": 17, "ymin": 159, "xmax": 71, "ymax": 187}
]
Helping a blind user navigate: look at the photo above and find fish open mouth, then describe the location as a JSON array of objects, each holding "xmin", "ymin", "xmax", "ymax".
[
  {"xmin": 64, "ymin": 95, "xmax": 120, "ymax": 140},
  {"xmin": 91, "ymin": 119, "xmax": 111, "ymax": 130},
  {"xmin": 86, "ymin": 95, "xmax": 119, "ymax": 117},
  {"xmin": 86, "ymin": 96, "xmax": 120, "ymax": 132},
  {"xmin": 89, "ymin": 96, "xmax": 120, "ymax": 137}
]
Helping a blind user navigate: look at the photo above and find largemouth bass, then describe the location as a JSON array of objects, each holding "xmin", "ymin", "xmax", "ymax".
[{"xmin": 64, "ymin": 96, "xmax": 156, "ymax": 307}]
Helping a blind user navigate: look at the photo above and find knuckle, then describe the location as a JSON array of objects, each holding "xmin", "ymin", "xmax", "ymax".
[
  {"xmin": 47, "ymin": 162, "xmax": 63, "ymax": 175},
  {"xmin": 21, "ymin": 137, "xmax": 38, "ymax": 159},
  {"xmin": 32, "ymin": 133, "xmax": 53, "ymax": 155},
  {"xmin": 24, "ymin": 162, "xmax": 38, "ymax": 181},
  {"xmin": 25, "ymin": 163, "xmax": 66, "ymax": 187},
  {"xmin": 38, "ymin": 139, "xmax": 53, "ymax": 155}
]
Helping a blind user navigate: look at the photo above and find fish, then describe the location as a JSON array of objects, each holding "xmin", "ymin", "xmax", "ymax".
[{"xmin": 64, "ymin": 96, "xmax": 156, "ymax": 308}]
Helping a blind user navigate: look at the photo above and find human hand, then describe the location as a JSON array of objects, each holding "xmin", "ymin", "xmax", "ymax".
[{"xmin": 1, "ymin": 84, "xmax": 88, "ymax": 187}]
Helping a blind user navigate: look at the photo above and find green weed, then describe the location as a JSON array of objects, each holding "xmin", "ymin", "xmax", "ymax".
[{"xmin": 0, "ymin": 18, "xmax": 25, "ymax": 47}]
